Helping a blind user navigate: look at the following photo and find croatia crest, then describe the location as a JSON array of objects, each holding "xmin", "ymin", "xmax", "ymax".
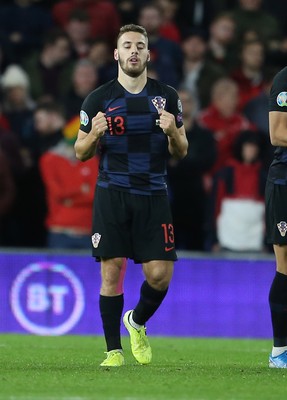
[
  {"xmin": 152, "ymin": 96, "xmax": 166, "ymax": 114},
  {"xmin": 91, "ymin": 232, "xmax": 101, "ymax": 248},
  {"xmin": 277, "ymin": 221, "xmax": 287, "ymax": 237}
]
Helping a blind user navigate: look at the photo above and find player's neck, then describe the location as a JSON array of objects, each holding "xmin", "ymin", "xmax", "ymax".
[{"xmin": 117, "ymin": 71, "xmax": 147, "ymax": 94}]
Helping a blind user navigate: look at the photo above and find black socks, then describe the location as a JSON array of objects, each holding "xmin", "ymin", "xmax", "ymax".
[
  {"xmin": 133, "ymin": 280, "xmax": 168, "ymax": 326},
  {"xmin": 99, "ymin": 282, "xmax": 168, "ymax": 350},
  {"xmin": 269, "ymin": 271, "xmax": 287, "ymax": 347},
  {"xmin": 99, "ymin": 294, "xmax": 124, "ymax": 351}
]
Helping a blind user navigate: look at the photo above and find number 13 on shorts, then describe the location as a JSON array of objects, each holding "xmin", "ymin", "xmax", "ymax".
[{"xmin": 161, "ymin": 223, "xmax": 175, "ymax": 251}]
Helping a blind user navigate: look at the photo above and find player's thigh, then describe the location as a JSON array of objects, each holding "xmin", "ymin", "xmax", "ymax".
[
  {"xmin": 132, "ymin": 195, "xmax": 177, "ymax": 262},
  {"xmin": 265, "ymin": 181, "xmax": 287, "ymax": 245},
  {"xmin": 92, "ymin": 187, "xmax": 132, "ymax": 258}
]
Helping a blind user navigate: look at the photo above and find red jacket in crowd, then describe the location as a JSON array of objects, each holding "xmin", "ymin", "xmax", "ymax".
[
  {"xmin": 40, "ymin": 141, "xmax": 99, "ymax": 234},
  {"xmin": 197, "ymin": 105, "xmax": 254, "ymax": 176}
]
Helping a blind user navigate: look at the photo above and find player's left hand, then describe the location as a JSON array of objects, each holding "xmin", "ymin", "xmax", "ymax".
[{"xmin": 159, "ymin": 110, "xmax": 176, "ymax": 137}]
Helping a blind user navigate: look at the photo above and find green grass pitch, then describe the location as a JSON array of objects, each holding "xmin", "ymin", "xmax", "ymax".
[{"xmin": 0, "ymin": 334, "xmax": 286, "ymax": 400}]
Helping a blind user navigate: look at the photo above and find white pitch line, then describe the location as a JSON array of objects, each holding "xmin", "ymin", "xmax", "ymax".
[
  {"xmin": 0, "ymin": 396, "xmax": 204, "ymax": 400},
  {"xmin": 0, "ymin": 397, "xmax": 88, "ymax": 400}
]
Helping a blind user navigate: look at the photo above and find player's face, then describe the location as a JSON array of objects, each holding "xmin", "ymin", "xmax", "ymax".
[{"xmin": 115, "ymin": 31, "xmax": 150, "ymax": 78}]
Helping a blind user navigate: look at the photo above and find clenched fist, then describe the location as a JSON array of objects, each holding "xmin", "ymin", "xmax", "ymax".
[
  {"xmin": 91, "ymin": 112, "xmax": 108, "ymax": 139},
  {"xmin": 158, "ymin": 110, "xmax": 176, "ymax": 137}
]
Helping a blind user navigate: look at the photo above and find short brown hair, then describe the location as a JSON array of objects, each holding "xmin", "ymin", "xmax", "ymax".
[{"xmin": 117, "ymin": 24, "xmax": 148, "ymax": 43}]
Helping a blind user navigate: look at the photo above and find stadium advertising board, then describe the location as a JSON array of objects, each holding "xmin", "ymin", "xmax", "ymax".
[{"xmin": 0, "ymin": 251, "xmax": 274, "ymax": 338}]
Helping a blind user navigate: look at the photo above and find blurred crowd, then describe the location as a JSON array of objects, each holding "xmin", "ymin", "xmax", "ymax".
[{"xmin": 0, "ymin": 0, "xmax": 286, "ymax": 253}]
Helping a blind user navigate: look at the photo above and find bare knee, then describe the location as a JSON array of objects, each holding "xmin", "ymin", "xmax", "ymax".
[
  {"xmin": 143, "ymin": 261, "xmax": 173, "ymax": 291},
  {"xmin": 100, "ymin": 257, "xmax": 126, "ymax": 296},
  {"xmin": 147, "ymin": 272, "xmax": 170, "ymax": 290}
]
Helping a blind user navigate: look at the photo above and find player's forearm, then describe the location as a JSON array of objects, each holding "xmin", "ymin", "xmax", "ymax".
[
  {"xmin": 75, "ymin": 112, "xmax": 107, "ymax": 161},
  {"xmin": 74, "ymin": 133, "xmax": 99, "ymax": 161},
  {"xmin": 168, "ymin": 130, "xmax": 188, "ymax": 159}
]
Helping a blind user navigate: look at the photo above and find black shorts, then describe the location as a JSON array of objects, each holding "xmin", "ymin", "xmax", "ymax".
[
  {"xmin": 265, "ymin": 180, "xmax": 287, "ymax": 244},
  {"xmin": 91, "ymin": 186, "xmax": 177, "ymax": 263}
]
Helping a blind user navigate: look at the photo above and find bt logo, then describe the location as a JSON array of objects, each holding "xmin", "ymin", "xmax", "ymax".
[
  {"xmin": 10, "ymin": 262, "xmax": 85, "ymax": 335},
  {"xmin": 27, "ymin": 284, "xmax": 69, "ymax": 314}
]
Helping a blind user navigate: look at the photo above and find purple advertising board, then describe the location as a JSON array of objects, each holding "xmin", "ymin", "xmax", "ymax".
[{"xmin": 0, "ymin": 250, "xmax": 275, "ymax": 338}]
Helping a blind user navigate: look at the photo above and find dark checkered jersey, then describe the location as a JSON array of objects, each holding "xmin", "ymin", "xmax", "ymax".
[
  {"xmin": 268, "ymin": 66, "xmax": 287, "ymax": 185},
  {"xmin": 79, "ymin": 77, "xmax": 183, "ymax": 195}
]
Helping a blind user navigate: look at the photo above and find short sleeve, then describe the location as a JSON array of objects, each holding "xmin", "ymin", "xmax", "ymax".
[
  {"xmin": 166, "ymin": 85, "xmax": 183, "ymax": 129},
  {"xmin": 269, "ymin": 67, "xmax": 287, "ymax": 113},
  {"xmin": 79, "ymin": 90, "xmax": 103, "ymax": 133}
]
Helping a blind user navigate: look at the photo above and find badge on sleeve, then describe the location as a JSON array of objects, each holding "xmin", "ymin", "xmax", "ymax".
[
  {"xmin": 80, "ymin": 110, "xmax": 89, "ymax": 126},
  {"xmin": 277, "ymin": 92, "xmax": 287, "ymax": 107}
]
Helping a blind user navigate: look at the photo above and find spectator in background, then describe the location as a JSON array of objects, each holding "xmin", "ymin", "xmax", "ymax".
[
  {"xmin": 0, "ymin": 121, "xmax": 26, "ymax": 178},
  {"xmin": 206, "ymin": 12, "xmax": 237, "ymax": 73},
  {"xmin": 253, "ymin": 1, "xmax": 287, "ymax": 72},
  {"xmin": 0, "ymin": 0, "xmax": 53, "ymax": 64},
  {"xmin": 0, "ymin": 148, "xmax": 16, "ymax": 245},
  {"xmin": 0, "ymin": 122, "xmax": 45, "ymax": 247},
  {"xmin": 138, "ymin": 2, "xmax": 183, "ymax": 88},
  {"xmin": 213, "ymin": 0, "xmax": 237, "ymax": 12},
  {"xmin": 64, "ymin": 9, "xmax": 93, "ymax": 59},
  {"xmin": 26, "ymin": 101, "xmax": 65, "ymax": 162},
  {"xmin": 0, "ymin": 106, "xmax": 10, "ymax": 132},
  {"xmin": 243, "ymin": 66, "xmax": 279, "ymax": 136},
  {"xmin": 167, "ymin": 89, "xmax": 217, "ymax": 250},
  {"xmin": 0, "ymin": 65, "xmax": 39, "ymax": 198},
  {"xmin": 263, "ymin": 0, "xmax": 287, "ymax": 37},
  {"xmin": 231, "ymin": 0, "xmax": 282, "ymax": 50},
  {"xmin": 52, "ymin": 0, "xmax": 121, "ymax": 46},
  {"xmin": 180, "ymin": 29, "xmax": 225, "ymax": 113},
  {"xmin": 61, "ymin": 58, "xmax": 98, "ymax": 121},
  {"xmin": 39, "ymin": 130, "xmax": 99, "ymax": 249},
  {"xmin": 230, "ymin": 39, "xmax": 265, "ymax": 111},
  {"xmin": 22, "ymin": 28, "xmax": 74, "ymax": 102},
  {"xmin": 11, "ymin": 101, "xmax": 70, "ymax": 247},
  {"xmin": 243, "ymin": 67, "xmax": 279, "ymax": 169},
  {"xmin": 155, "ymin": 0, "xmax": 181, "ymax": 43},
  {"xmin": 0, "ymin": 43, "xmax": 11, "ymax": 76},
  {"xmin": 87, "ymin": 38, "xmax": 117, "ymax": 85},
  {"xmin": 206, "ymin": 130, "xmax": 267, "ymax": 252},
  {"xmin": 147, "ymin": 62, "xmax": 159, "ymax": 80},
  {"xmin": 197, "ymin": 78, "xmax": 254, "ymax": 184},
  {"xmin": 175, "ymin": 0, "xmax": 215, "ymax": 39},
  {"xmin": 1, "ymin": 64, "xmax": 35, "ymax": 144},
  {"xmin": 113, "ymin": 0, "xmax": 141, "ymax": 25}
]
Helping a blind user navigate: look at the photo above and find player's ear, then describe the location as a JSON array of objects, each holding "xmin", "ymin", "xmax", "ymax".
[
  {"xmin": 147, "ymin": 50, "xmax": 150, "ymax": 62},
  {"xmin": 114, "ymin": 49, "xmax": 119, "ymax": 61}
]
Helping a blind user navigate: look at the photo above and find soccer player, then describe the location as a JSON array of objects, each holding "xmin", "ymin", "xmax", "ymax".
[
  {"xmin": 266, "ymin": 66, "xmax": 287, "ymax": 368},
  {"xmin": 74, "ymin": 24, "xmax": 188, "ymax": 367}
]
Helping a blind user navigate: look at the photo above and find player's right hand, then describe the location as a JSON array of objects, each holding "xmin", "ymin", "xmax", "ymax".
[{"xmin": 91, "ymin": 112, "xmax": 108, "ymax": 139}]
